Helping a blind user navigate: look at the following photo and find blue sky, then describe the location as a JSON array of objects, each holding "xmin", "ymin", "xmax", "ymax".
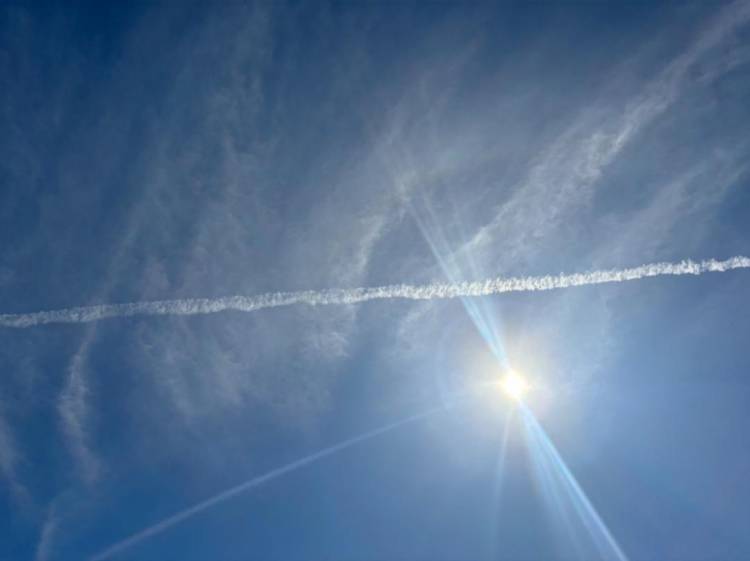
[{"xmin": 2, "ymin": 1, "xmax": 750, "ymax": 560}]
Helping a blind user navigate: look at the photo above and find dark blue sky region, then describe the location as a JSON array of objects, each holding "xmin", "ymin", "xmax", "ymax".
[{"xmin": 2, "ymin": 2, "xmax": 750, "ymax": 560}]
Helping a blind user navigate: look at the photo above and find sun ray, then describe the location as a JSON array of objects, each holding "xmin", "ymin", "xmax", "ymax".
[{"xmin": 521, "ymin": 405, "xmax": 628, "ymax": 561}]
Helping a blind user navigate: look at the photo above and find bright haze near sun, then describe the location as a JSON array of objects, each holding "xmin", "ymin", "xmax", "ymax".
[{"xmin": 1, "ymin": 2, "xmax": 750, "ymax": 561}]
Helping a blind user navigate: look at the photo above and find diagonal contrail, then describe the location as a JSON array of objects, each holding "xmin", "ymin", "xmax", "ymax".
[
  {"xmin": 2, "ymin": 256, "xmax": 748, "ymax": 328},
  {"xmin": 89, "ymin": 406, "xmax": 447, "ymax": 560}
]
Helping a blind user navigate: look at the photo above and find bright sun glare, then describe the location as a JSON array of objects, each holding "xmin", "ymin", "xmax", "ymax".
[{"xmin": 501, "ymin": 372, "xmax": 530, "ymax": 401}]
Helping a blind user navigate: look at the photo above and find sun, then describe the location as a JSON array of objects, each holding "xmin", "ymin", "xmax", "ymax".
[{"xmin": 501, "ymin": 371, "xmax": 530, "ymax": 401}]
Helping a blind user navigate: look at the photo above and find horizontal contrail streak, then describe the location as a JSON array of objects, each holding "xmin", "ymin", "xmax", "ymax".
[
  {"xmin": 89, "ymin": 406, "xmax": 445, "ymax": 561},
  {"xmin": 3, "ymin": 256, "xmax": 749, "ymax": 328}
]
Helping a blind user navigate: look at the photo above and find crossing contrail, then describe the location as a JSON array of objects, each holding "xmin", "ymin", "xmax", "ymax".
[{"xmin": 2, "ymin": 256, "xmax": 749, "ymax": 328}]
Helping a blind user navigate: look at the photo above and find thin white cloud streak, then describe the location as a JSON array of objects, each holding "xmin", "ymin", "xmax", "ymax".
[
  {"xmin": 33, "ymin": 510, "xmax": 58, "ymax": 561},
  {"xmin": 0, "ymin": 408, "xmax": 27, "ymax": 500},
  {"xmin": 89, "ymin": 406, "xmax": 445, "ymax": 561},
  {"xmin": 1, "ymin": 257, "xmax": 748, "ymax": 329},
  {"xmin": 58, "ymin": 336, "xmax": 101, "ymax": 484}
]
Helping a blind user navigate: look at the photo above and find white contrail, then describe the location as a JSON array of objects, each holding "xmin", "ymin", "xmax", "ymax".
[
  {"xmin": 2, "ymin": 256, "xmax": 748, "ymax": 329},
  {"xmin": 89, "ymin": 406, "xmax": 446, "ymax": 561}
]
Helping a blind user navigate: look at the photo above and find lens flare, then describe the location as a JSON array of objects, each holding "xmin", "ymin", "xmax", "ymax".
[
  {"xmin": 521, "ymin": 405, "xmax": 628, "ymax": 560},
  {"xmin": 501, "ymin": 372, "xmax": 529, "ymax": 401}
]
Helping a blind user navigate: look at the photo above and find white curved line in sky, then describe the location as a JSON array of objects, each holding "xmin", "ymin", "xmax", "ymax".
[{"xmin": 2, "ymin": 256, "xmax": 748, "ymax": 328}]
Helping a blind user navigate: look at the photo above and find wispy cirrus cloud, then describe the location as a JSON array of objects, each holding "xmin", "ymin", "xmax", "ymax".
[
  {"xmin": 0, "ymin": 407, "xmax": 26, "ymax": 500},
  {"xmin": 0, "ymin": 3, "xmax": 748, "ymax": 560},
  {"xmin": 462, "ymin": 0, "xmax": 750, "ymax": 264},
  {"xmin": 58, "ymin": 334, "xmax": 100, "ymax": 485},
  {"xmin": 33, "ymin": 508, "xmax": 58, "ymax": 561},
  {"xmin": 380, "ymin": 0, "xmax": 750, "ymax": 398}
]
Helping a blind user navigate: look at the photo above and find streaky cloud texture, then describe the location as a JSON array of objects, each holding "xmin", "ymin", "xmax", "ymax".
[{"xmin": 2, "ymin": 2, "xmax": 750, "ymax": 560}]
